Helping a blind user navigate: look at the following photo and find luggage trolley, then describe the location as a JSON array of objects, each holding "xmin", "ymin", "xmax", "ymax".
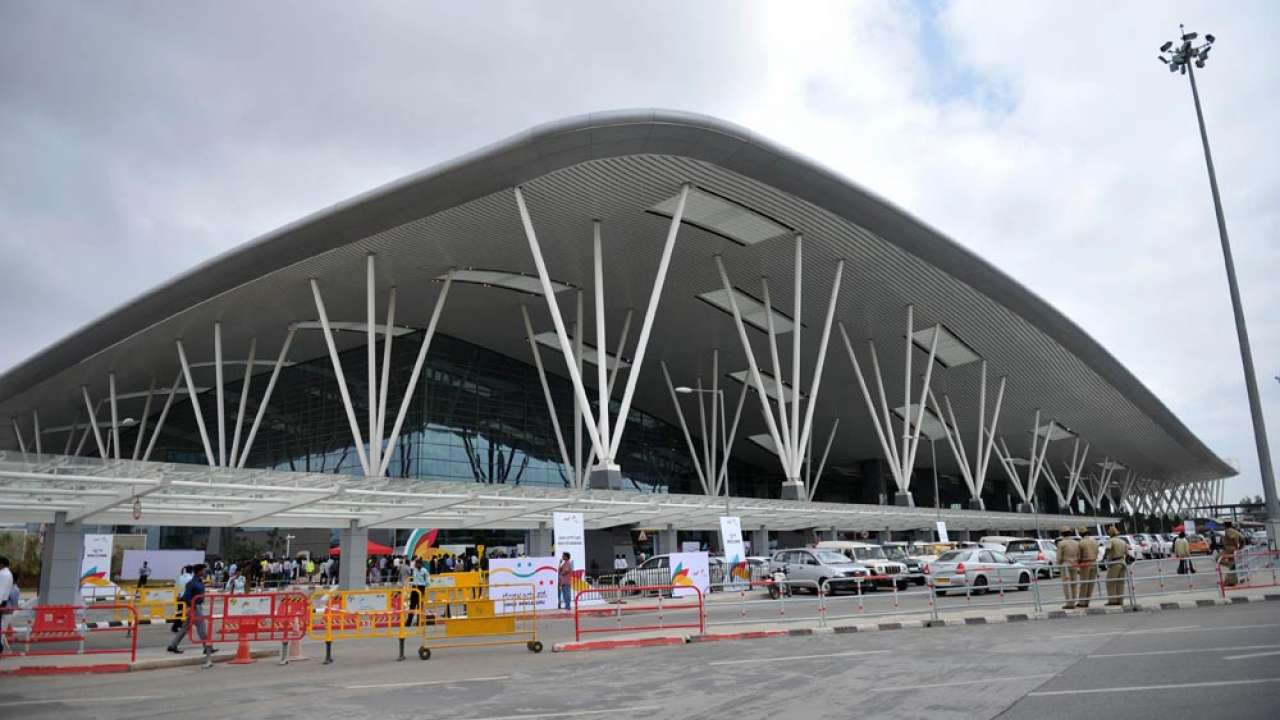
[{"xmin": 415, "ymin": 581, "xmax": 542, "ymax": 660}]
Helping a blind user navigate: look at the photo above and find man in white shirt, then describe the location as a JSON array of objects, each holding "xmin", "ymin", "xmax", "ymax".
[{"xmin": 0, "ymin": 555, "xmax": 15, "ymax": 655}]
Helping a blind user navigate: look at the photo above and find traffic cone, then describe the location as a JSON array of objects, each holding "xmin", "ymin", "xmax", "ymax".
[{"xmin": 228, "ymin": 636, "xmax": 254, "ymax": 664}]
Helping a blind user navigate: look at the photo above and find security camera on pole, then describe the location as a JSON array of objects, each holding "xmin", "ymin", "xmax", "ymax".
[{"xmin": 1157, "ymin": 27, "xmax": 1280, "ymax": 546}]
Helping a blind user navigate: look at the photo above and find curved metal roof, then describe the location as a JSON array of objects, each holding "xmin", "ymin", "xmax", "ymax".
[{"xmin": 0, "ymin": 109, "xmax": 1232, "ymax": 486}]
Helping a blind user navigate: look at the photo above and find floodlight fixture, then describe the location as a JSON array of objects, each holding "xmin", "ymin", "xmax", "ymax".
[{"xmin": 1160, "ymin": 41, "xmax": 1173, "ymax": 52}]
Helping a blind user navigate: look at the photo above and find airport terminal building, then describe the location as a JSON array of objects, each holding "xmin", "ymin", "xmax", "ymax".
[{"xmin": 0, "ymin": 110, "xmax": 1232, "ymax": 600}]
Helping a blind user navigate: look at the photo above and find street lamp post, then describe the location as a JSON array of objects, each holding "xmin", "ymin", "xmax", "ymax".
[{"xmin": 1159, "ymin": 27, "xmax": 1280, "ymax": 545}]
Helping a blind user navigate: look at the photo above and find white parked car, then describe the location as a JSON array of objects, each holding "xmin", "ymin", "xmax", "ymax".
[
  {"xmin": 1003, "ymin": 538, "xmax": 1058, "ymax": 578},
  {"xmin": 815, "ymin": 541, "xmax": 909, "ymax": 589},
  {"xmin": 926, "ymin": 548, "xmax": 1034, "ymax": 596}
]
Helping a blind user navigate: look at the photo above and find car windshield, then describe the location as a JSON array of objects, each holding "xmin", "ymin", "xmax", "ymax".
[
  {"xmin": 814, "ymin": 550, "xmax": 851, "ymax": 565},
  {"xmin": 1006, "ymin": 540, "xmax": 1039, "ymax": 552},
  {"xmin": 853, "ymin": 547, "xmax": 887, "ymax": 561},
  {"xmin": 883, "ymin": 547, "xmax": 907, "ymax": 561},
  {"xmin": 937, "ymin": 550, "xmax": 968, "ymax": 562}
]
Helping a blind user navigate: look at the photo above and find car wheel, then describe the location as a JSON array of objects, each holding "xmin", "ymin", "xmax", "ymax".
[
  {"xmin": 768, "ymin": 584, "xmax": 782, "ymax": 600},
  {"xmin": 1017, "ymin": 573, "xmax": 1030, "ymax": 592},
  {"xmin": 934, "ymin": 589, "xmax": 947, "ymax": 598},
  {"xmin": 914, "ymin": 577, "xmax": 926, "ymax": 586},
  {"xmin": 973, "ymin": 576, "xmax": 988, "ymax": 595}
]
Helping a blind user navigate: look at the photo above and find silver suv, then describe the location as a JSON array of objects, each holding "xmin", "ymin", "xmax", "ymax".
[{"xmin": 769, "ymin": 548, "xmax": 870, "ymax": 594}]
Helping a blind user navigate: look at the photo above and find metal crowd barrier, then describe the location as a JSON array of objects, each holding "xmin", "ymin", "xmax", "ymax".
[
  {"xmin": 309, "ymin": 587, "xmax": 418, "ymax": 663},
  {"xmin": 574, "ymin": 584, "xmax": 704, "ymax": 641},
  {"xmin": 192, "ymin": 591, "xmax": 309, "ymax": 667},
  {"xmin": 1217, "ymin": 549, "xmax": 1280, "ymax": 594},
  {"xmin": 415, "ymin": 583, "xmax": 541, "ymax": 660},
  {"xmin": 2, "ymin": 604, "xmax": 138, "ymax": 662}
]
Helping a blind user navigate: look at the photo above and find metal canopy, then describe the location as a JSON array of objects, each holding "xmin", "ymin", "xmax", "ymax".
[{"xmin": 0, "ymin": 451, "xmax": 1110, "ymax": 533}]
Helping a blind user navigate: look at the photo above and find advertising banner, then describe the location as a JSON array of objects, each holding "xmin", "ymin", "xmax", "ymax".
[
  {"xmin": 487, "ymin": 556, "xmax": 557, "ymax": 612},
  {"xmin": 719, "ymin": 516, "xmax": 749, "ymax": 589},
  {"xmin": 667, "ymin": 551, "xmax": 710, "ymax": 599},
  {"xmin": 121, "ymin": 550, "xmax": 205, "ymax": 581},
  {"xmin": 345, "ymin": 593, "xmax": 389, "ymax": 612},
  {"xmin": 553, "ymin": 511, "xmax": 601, "ymax": 606},
  {"xmin": 935, "ymin": 521, "xmax": 949, "ymax": 543},
  {"xmin": 80, "ymin": 533, "xmax": 120, "ymax": 599}
]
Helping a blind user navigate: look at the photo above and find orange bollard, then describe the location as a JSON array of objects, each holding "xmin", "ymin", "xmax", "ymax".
[{"xmin": 228, "ymin": 636, "xmax": 254, "ymax": 664}]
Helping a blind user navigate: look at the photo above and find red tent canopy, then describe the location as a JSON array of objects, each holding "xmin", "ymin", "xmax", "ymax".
[{"xmin": 329, "ymin": 540, "xmax": 394, "ymax": 556}]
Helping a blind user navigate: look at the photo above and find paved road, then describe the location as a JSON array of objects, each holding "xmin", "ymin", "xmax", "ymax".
[{"xmin": 5, "ymin": 599, "xmax": 1277, "ymax": 719}]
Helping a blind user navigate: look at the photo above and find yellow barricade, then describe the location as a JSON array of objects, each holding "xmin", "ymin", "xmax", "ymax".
[
  {"xmin": 309, "ymin": 587, "xmax": 419, "ymax": 663},
  {"xmin": 133, "ymin": 587, "xmax": 185, "ymax": 622},
  {"xmin": 415, "ymin": 583, "xmax": 541, "ymax": 660}
]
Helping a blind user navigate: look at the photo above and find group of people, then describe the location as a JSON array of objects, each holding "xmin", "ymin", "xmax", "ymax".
[
  {"xmin": 363, "ymin": 551, "xmax": 482, "ymax": 586},
  {"xmin": 1057, "ymin": 521, "xmax": 1250, "ymax": 609},
  {"xmin": 1054, "ymin": 526, "xmax": 1118, "ymax": 609}
]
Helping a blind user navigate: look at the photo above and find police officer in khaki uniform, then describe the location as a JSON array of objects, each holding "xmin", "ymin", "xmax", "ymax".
[
  {"xmin": 1056, "ymin": 527, "xmax": 1080, "ymax": 609},
  {"xmin": 1076, "ymin": 527, "xmax": 1100, "ymax": 608},
  {"xmin": 1222, "ymin": 521, "xmax": 1246, "ymax": 586},
  {"xmin": 1104, "ymin": 526, "xmax": 1128, "ymax": 606}
]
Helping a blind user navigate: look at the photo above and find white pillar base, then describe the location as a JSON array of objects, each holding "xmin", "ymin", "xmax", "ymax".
[
  {"xmin": 894, "ymin": 492, "xmax": 914, "ymax": 507},
  {"xmin": 780, "ymin": 480, "xmax": 805, "ymax": 501},
  {"xmin": 587, "ymin": 465, "xmax": 624, "ymax": 490},
  {"xmin": 969, "ymin": 498, "xmax": 986, "ymax": 511},
  {"xmin": 1017, "ymin": 502, "xmax": 1035, "ymax": 514}
]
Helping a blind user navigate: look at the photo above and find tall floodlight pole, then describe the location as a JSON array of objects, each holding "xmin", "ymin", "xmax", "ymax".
[{"xmin": 1159, "ymin": 27, "xmax": 1279, "ymax": 543}]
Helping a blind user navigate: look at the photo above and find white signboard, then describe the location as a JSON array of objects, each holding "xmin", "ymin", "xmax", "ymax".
[
  {"xmin": 1185, "ymin": 520, "xmax": 1196, "ymax": 536},
  {"xmin": 935, "ymin": 521, "xmax": 949, "ymax": 543},
  {"xmin": 345, "ymin": 593, "xmax": 388, "ymax": 612},
  {"xmin": 1078, "ymin": 498, "xmax": 1086, "ymax": 513},
  {"xmin": 719, "ymin": 516, "xmax": 748, "ymax": 589},
  {"xmin": 487, "ymin": 557, "xmax": 557, "ymax": 612},
  {"xmin": 553, "ymin": 511, "xmax": 601, "ymax": 606},
  {"xmin": 227, "ymin": 596, "xmax": 272, "ymax": 616},
  {"xmin": 681, "ymin": 541, "xmax": 701, "ymax": 553},
  {"xmin": 121, "ymin": 550, "xmax": 205, "ymax": 581},
  {"xmin": 80, "ymin": 534, "xmax": 120, "ymax": 599},
  {"xmin": 668, "ymin": 551, "xmax": 710, "ymax": 599}
]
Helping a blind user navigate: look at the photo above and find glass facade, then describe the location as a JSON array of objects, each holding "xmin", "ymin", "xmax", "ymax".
[
  {"xmin": 124, "ymin": 329, "xmax": 1043, "ymax": 511},
  {"xmin": 135, "ymin": 331, "xmax": 774, "ymax": 496}
]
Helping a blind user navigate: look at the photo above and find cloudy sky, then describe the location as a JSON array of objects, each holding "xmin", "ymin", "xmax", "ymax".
[{"xmin": 2, "ymin": 0, "xmax": 1276, "ymax": 501}]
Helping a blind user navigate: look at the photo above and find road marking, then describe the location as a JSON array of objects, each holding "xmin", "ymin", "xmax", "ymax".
[
  {"xmin": 345, "ymin": 675, "xmax": 509, "ymax": 689},
  {"xmin": 708, "ymin": 649, "xmax": 889, "ymax": 666},
  {"xmin": 1054, "ymin": 622, "xmax": 1280, "ymax": 640},
  {"xmin": 1224, "ymin": 650, "xmax": 1280, "ymax": 661},
  {"xmin": 459, "ymin": 707, "xmax": 661, "ymax": 720},
  {"xmin": 7, "ymin": 696, "xmax": 163, "ymax": 708},
  {"xmin": 1090, "ymin": 644, "xmax": 1280, "ymax": 658},
  {"xmin": 1028, "ymin": 677, "xmax": 1280, "ymax": 697},
  {"xmin": 867, "ymin": 674, "xmax": 1056, "ymax": 693}
]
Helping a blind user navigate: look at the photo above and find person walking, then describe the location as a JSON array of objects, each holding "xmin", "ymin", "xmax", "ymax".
[
  {"xmin": 1174, "ymin": 531, "xmax": 1195, "ymax": 575},
  {"xmin": 1104, "ymin": 527, "xmax": 1128, "ymax": 607},
  {"xmin": 557, "ymin": 552, "xmax": 575, "ymax": 611},
  {"xmin": 138, "ymin": 561, "xmax": 151, "ymax": 589},
  {"xmin": 1076, "ymin": 527, "xmax": 1100, "ymax": 608},
  {"xmin": 172, "ymin": 565, "xmax": 193, "ymax": 633},
  {"xmin": 1056, "ymin": 527, "xmax": 1080, "ymax": 609},
  {"xmin": 167, "ymin": 564, "xmax": 215, "ymax": 656}
]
